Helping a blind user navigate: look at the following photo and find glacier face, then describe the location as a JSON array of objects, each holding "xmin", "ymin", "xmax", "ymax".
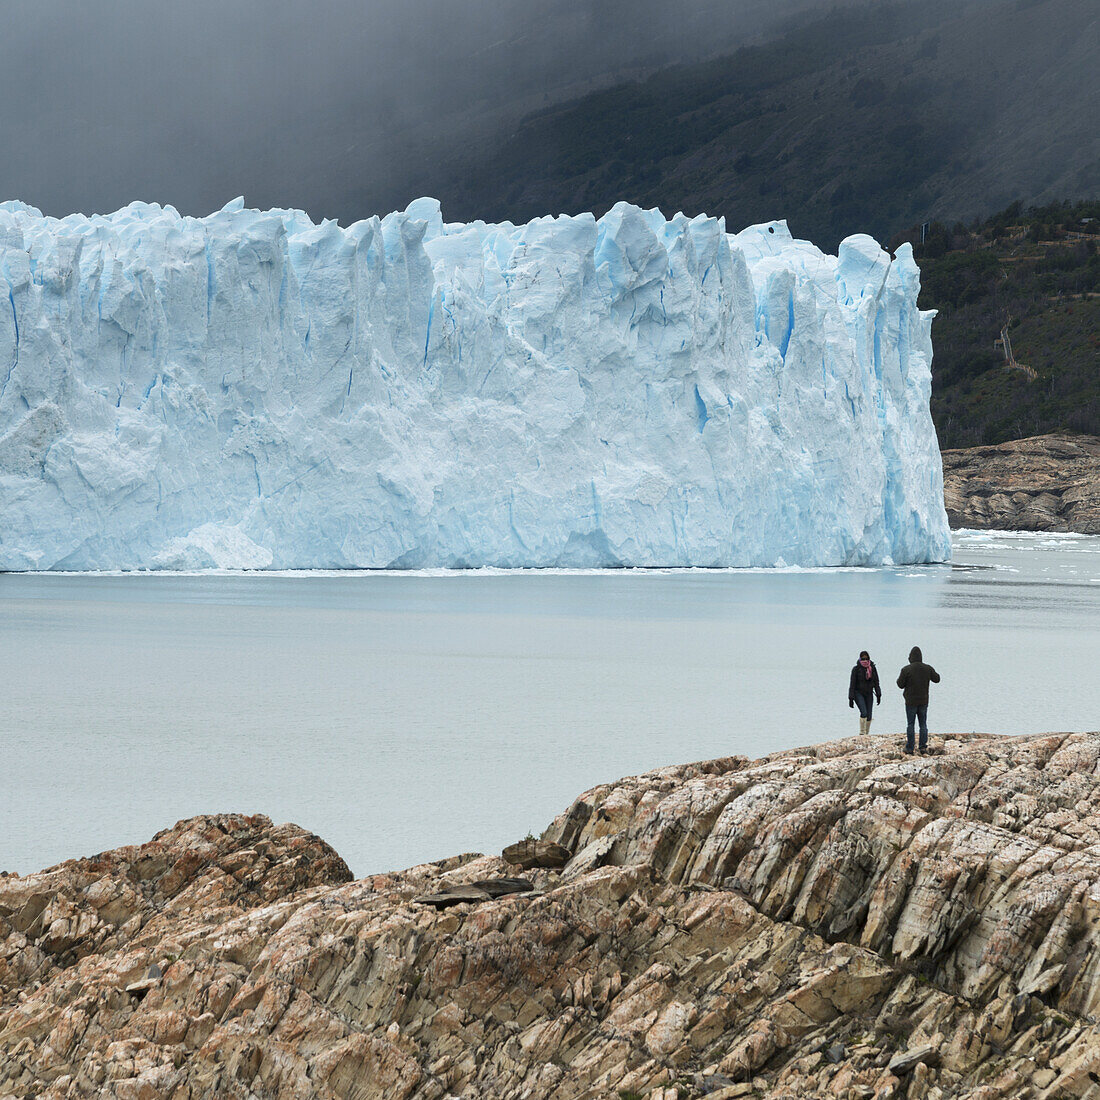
[{"xmin": 0, "ymin": 196, "xmax": 950, "ymax": 570}]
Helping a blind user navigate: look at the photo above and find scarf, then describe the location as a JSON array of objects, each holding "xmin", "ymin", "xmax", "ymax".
[{"xmin": 860, "ymin": 658, "xmax": 872, "ymax": 680}]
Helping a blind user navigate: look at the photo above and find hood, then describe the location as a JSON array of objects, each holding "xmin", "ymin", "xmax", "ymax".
[{"xmin": 909, "ymin": 646, "xmax": 922, "ymax": 662}]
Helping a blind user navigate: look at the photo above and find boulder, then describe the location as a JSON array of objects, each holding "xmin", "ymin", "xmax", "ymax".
[
  {"xmin": 502, "ymin": 838, "xmax": 571, "ymax": 869},
  {"xmin": 413, "ymin": 877, "xmax": 534, "ymax": 908},
  {"xmin": 888, "ymin": 1044, "xmax": 941, "ymax": 1075}
]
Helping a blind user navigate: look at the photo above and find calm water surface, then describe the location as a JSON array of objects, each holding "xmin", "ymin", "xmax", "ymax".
[{"xmin": 3, "ymin": 529, "xmax": 1098, "ymax": 876}]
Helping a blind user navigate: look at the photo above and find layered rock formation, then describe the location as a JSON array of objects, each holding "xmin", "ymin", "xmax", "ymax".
[
  {"xmin": 942, "ymin": 433, "xmax": 1100, "ymax": 532},
  {"xmin": 6, "ymin": 732, "xmax": 1100, "ymax": 1098}
]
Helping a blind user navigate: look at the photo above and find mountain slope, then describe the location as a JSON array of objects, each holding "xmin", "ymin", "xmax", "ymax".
[
  {"xmin": 907, "ymin": 200, "xmax": 1100, "ymax": 447},
  {"xmin": 425, "ymin": 0, "xmax": 1098, "ymax": 251}
]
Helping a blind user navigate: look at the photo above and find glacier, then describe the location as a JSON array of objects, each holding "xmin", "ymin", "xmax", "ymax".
[{"xmin": 0, "ymin": 196, "xmax": 950, "ymax": 570}]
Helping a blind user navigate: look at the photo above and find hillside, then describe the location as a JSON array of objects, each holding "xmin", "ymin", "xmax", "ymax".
[
  {"xmin": 907, "ymin": 200, "xmax": 1100, "ymax": 447},
  {"xmin": 427, "ymin": 0, "xmax": 1098, "ymax": 253}
]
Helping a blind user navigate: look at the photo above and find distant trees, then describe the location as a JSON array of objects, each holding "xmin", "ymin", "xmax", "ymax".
[{"xmin": 916, "ymin": 200, "xmax": 1100, "ymax": 447}]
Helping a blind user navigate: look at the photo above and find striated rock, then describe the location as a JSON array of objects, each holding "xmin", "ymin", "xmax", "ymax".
[
  {"xmin": 941, "ymin": 432, "xmax": 1100, "ymax": 532},
  {"xmin": 7, "ymin": 734, "xmax": 1100, "ymax": 1097},
  {"xmin": 501, "ymin": 839, "xmax": 571, "ymax": 870},
  {"xmin": 123, "ymin": 967, "xmax": 161, "ymax": 1000},
  {"xmin": 888, "ymin": 1044, "xmax": 939, "ymax": 1075},
  {"xmin": 413, "ymin": 878, "xmax": 534, "ymax": 909}
]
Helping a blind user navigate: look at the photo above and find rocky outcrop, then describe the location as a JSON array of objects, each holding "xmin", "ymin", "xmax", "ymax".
[
  {"xmin": 6, "ymin": 733, "xmax": 1100, "ymax": 1098},
  {"xmin": 942, "ymin": 433, "xmax": 1100, "ymax": 532}
]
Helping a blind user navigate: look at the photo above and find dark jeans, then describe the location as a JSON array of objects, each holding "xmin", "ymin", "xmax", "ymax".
[
  {"xmin": 854, "ymin": 693, "xmax": 875, "ymax": 720},
  {"xmin": 906, "ymin": 704, "xmax": 929, "ymax": 751}
]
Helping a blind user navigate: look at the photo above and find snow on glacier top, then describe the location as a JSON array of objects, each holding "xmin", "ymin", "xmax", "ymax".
[{"xmin": 0, "ymin": 196, "xmax": 949, "ymax": 570}]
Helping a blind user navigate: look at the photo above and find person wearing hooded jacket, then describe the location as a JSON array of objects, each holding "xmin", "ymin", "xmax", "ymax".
[
  {"xmin": 848, "ymin": 650, "xmax": 881, "ymax": 735},
  {"xmin": 897, "ymin": 646, "xmax": 941, "ymax": 755}
]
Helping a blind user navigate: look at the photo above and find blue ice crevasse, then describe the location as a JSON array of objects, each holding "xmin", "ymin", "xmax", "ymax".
[{"xmin": 0, "ymin": 197, "xmax": 950, "ymax": 569}]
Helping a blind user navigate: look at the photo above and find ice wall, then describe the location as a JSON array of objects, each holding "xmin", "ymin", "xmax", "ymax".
[{"xmin": 0, "ymin": 197, "xmax": 950, "ymax": 570}]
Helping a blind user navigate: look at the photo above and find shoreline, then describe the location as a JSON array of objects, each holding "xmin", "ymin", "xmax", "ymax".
[{"xmin": 6, "ymin": 731, "xmax": 1100, "ymax": 1097}]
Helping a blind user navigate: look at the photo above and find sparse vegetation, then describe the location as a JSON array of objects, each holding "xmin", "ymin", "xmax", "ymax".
[{"xmin": 891, "ymin": 200, "xmax": 1100, "ymax": 447}]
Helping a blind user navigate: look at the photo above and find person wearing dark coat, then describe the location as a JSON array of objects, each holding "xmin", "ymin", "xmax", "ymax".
[
  {"xmin": 897, "ymin": 645, "xmax": 941, "ymax": 755},
  {"xmin": 848, "ymin": 650, "xmax": 882, "ymax": 735}
]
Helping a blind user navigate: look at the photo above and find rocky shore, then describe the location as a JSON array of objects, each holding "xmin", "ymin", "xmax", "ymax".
[
  {"xmin": 6, "ymin": 732, "xmax": 1100, "ymax": 1098},
  {"xmin": 942, "ymin": 433, "xmax": 1100, "ymax": 532}
]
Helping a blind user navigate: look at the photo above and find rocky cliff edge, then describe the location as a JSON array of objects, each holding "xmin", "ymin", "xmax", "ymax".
[
  {"xmin": 5, "ymin": 732, "xmax": 1100, "ymax": 1099},
  {"xmin": 942, "ymin": 433, "xmax": 1100, "ymax": 533}
]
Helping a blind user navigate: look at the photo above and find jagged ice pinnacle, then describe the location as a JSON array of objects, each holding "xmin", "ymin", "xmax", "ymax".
[{"xmin": 0, "ymin": 196, "xmax": 950, "ymax": 570}]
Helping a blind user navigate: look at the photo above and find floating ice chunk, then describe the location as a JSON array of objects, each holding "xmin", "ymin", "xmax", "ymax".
[{"xmin": 153, "ymin": 523, "xmax": 274, "ymax": 571}]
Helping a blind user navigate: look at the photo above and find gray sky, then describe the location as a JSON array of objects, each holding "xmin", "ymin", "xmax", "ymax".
[{"xmin": 1, "ymin": 0, "xmax": 821, "ymax": 221}]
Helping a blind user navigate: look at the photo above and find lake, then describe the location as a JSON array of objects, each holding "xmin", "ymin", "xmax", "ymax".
[{"xmin": 3, "ymin": 529, "xmax": 1098, "ymax": 877}]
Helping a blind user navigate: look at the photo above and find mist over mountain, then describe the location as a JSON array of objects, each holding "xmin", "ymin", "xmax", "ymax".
[
  {"xmin": 422, "ymin": 0, "xmax": 1099, "ymax": 249},
  {"xmin": 3, "ymin": 0, "xmax": 1094, "ymax": 246},
  {"xmin": 0, "ymin": 0, "xmax": 820, "ymax": 221}
]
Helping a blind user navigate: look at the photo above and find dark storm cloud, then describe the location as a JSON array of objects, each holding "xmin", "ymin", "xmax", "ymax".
[{"xmin": 0, "ymin": 0, "xmax": 825, "ymax": 221}]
